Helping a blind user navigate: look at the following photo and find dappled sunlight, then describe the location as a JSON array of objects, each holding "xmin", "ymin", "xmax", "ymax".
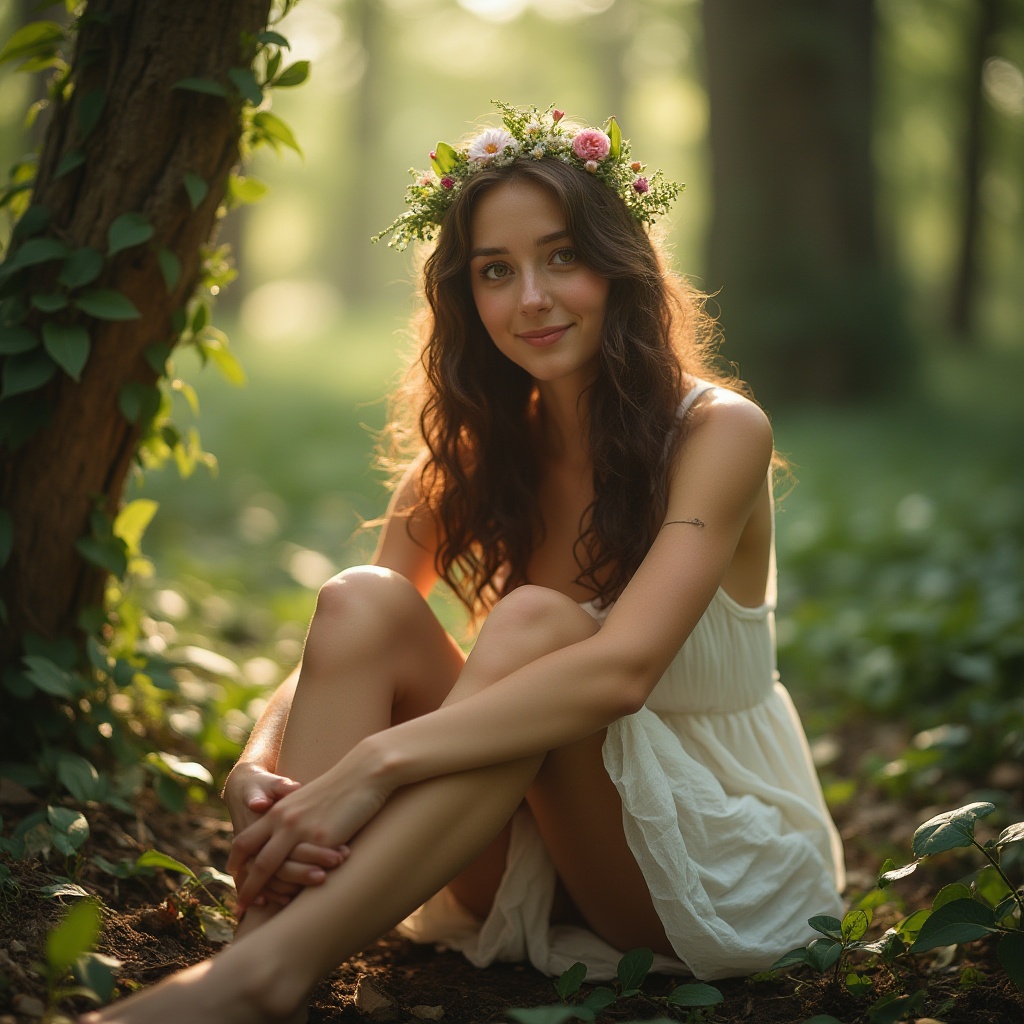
[{"xmin": 239, "ymin": 279, "xmax": 343, "ymax": 346}]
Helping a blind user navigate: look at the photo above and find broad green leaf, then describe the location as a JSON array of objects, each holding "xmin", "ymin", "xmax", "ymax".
[
  {"xmin": 144, "ymin": 341, "xmax": 172, "ymax": 373},
  {"xmin": 809, "ymin": 915, "xmax": 843, "ymax": 940},
  {"xmin": 257, "ymin": 30, "xmax": 290, "ymax": 47},
  {"xmin": 579, "ymin": 986, "xmax": 614, "ymax": 1012},
  {"xmin": 134, "ymin": 849, "xmax": 196, "ymax": 879},
  {"xmin": 12, "ymin": 204, "xmax": 50, "ymax": 240},
  {"xmin": 73, "ymin": 951, "xmax": 121, "ymax": 1004},
  {"xmin": 107, "ymin": 212, "xmax": 153, "ymax": 256},
  {"xmin": 805, "ymin": 937, "xmax": 842, "ymax": 973},
  {"xmin": 152, "ymin": 751, "xmax": 214, "ymax": 786},
  {"xmin": 157, "ymin": 247, "xmax": 181, "ymax": 291},
  {"xmin": 933, "ymin": 882, "xmax": 972, "ymax": 911},
  {"xmin": 909, "ymin": 898, "xmax": 995, "ymax": 952},
  {"xmin": 198, "ymin": 908, "xmax": 234, "ymax": 944},
  {"xmin": 48, "ymin": 806, "xmax": 89, "ymax": 850},
  {"xmin": 200, "ymin": 332, "xmax": 246, "ymax": 386},
  {"xmin": 841, "ymin": 909, "xmax": 870, "ymax": 942},
  {"xmin": 997, "ymin": 821, "xmax": 1024, "ymax": 847},
  {"xmin": 274, "ymin": 60, "xmax": 309, "ymax": 87},
  {"xmin": 878, "ymin": 858, "xmax": 918, "ymax": 887},
  {"xmin": 118, "ymin": 380, "xmax": 161, "ymax": 424},
  {"xmin": 196, "ymin": 865, "xmax": 235, "ymax": 889},
  {"xmin": 23, "ymin": 655, "xmax": 75, "ymax": 697},
  {"xmin": 253, "ymin": 111, "xmax": 302, "ymax": 156},
  {"xmin": 114, "ymin": 499, "xmax": 158, "ymax": 556},
  {"xmin": 43, "ymin": 322, "xmax": 90, "ymax": 380},
  {"xmin": 183, "ymin": 172, "xmax": 208, "ymax": 210},
  {"xmin": 0, "ymin": 325, "xmax": 37, "ymax": 354},
  {"xmin": 667, "ymin": 982, "xmax": 724, "ymax": 1007},
  {"xmin": 607, "ymin": 116, "xmax": 622, "ymax": 159},
  {"xmin": 0, "ymin": 21, "xmax": 65, "ymax": 67},
  {"xmin": 76, "ymin": 89, "xmax": 105, "ymax": 139},
  {"xmin": 912, "ymin": 802, "xmax": 995, "ymax": 857},
  {"xmin": 58, "ymin": 247, "xmax": 103, "ymax": 288},
  {"xmin": 228, "ymin": 67, "xmax": 263, "ymax": 105},
  {"xmin": 998, "ymin": 931, "xmax": 1024, "ymax": 991},
  {"xmin": 893, "ymin": 907, "xmax": 930, "ymax": 945},
  {"xmin": 173, "ymin": 77, "xmax": 229, "ymax": 97},
  {"xmin": 769, "ymin": 947, "xmax": 809, "ymax": 971},
  {"xmin": 46, "ymin": 898, "xmax": 102, "ymax": 976},
  {"xmin": 974, "ymin": 864, "xmax": 1011, "ymax": 909},
  {"xmin": 228, "ymin": 175, "xmax": 269, "ymax": 205},
  {"xmin": 554, "ymin": 961, "xmax": 586, "ymax": 999},
  {"xmin": 54, "ymin": 150, "xmax": 86, "ymax": 179},
  {"xmin": 1, "ymin": 348, "xmax": 56, "ymax": 398},
  {"xmin": 75, "ymin": 535, "xmax": 129, "ymax": 577},
  {"xmin": 0, "ymin": 510, "xmax": 11, "ymax": 567},
  {"xmin": 845, "ymin": 971, "xmax": 872, "ymax": 997},
  {"xmin": 56, "ymin": 752, "xmax": 103, "ymax": 802},
  {"xmin": 866, "ymin": 990, "xmax": 925, "ymax": 1024},
  {"xmin": 2, "ymin": 236, "xmax": 71, "ymax": 273},
  {"xmin": 616, "ymin": 946, "xmax": 652, "ymax": 992},
  {"xmin": 431, "ymin": 141, "xmax": 458, "ymax": 175},
  {"xmin": 31, "ymin": 291, "xmax": 67, "ymax": 313},
  {"xmin": 75, "ymin": 288, "xmax": 141, "ymax": 320},
  {"xmin": 91, "ymin": 854, "xmax": 133, "ymax": 879}
]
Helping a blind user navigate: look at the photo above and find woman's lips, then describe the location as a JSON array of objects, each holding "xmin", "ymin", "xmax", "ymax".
[{"xmin": 517, "ymin": 325, "xmax": 570, "ymax": 347}]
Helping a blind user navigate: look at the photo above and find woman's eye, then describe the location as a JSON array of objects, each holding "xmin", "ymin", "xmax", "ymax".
[
  {"xmin": 552, "ymin": 248, "xmax": 577, "ymax": 267},
  {"xmin": 482, "ymin": 262, "xmax": 511, "ymax": 281}
]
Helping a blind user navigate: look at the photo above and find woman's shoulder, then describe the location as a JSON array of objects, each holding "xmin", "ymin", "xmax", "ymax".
[{"xmin": 681, "ymin": 381, "xmax": 773, "ymax": 449}]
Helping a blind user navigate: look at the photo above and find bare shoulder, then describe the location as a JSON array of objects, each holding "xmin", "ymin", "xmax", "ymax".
[{"xmin": 683, "ymin": 386, "xmax": 774, "ymax": 467}]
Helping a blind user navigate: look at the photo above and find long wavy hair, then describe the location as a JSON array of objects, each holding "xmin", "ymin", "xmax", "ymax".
[{"xmin": 387, "ymin": 157, "xmax": 730, "ymax": 618}]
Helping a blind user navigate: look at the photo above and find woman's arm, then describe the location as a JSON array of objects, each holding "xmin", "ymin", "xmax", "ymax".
[{"xmin": 229, "ymin": 394, "xmax": 774, "ymax": 899}]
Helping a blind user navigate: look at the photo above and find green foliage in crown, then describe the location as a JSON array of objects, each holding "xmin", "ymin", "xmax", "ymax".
[{"xmin": 373, "ymin": 101, "xmax": 684, "ymax": 251}]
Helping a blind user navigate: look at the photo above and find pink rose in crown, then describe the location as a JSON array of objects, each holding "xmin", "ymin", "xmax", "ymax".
[
  {"xmin": 632, "ymin": 177, "xmax": 650, "ymax": 194},
  {"xmin": 552, "ymin": 109, "xmax": 565, "ymax": 122},
  {"xmin": 572, "ymin": 129, "xmax": 611, "ymax": 163}
]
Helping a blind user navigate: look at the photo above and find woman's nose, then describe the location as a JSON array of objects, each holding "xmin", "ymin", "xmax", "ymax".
[{"xmin": 518, "ymin": 271, "xmax": 552, "ymax": 314}]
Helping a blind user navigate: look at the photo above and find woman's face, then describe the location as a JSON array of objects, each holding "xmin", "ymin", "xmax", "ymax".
[{"xmin": 468, "ymin": 179, "xmax": 610, "ymax": 392}]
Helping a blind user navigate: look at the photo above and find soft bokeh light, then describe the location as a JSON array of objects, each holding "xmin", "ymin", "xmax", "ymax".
[{"xmin": 239, "ymin": 279, "xmax": 343, "ymax": 345}]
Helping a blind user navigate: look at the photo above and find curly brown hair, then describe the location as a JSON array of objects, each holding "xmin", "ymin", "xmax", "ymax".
[{"xmin": 388, "ymin": 158, "xmax": 730, "ymax": 618}]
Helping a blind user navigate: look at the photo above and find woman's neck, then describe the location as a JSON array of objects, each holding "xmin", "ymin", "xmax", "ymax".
[{"xmin": 533, "ymin": 381, "xmax": 591, "ymax": 466}]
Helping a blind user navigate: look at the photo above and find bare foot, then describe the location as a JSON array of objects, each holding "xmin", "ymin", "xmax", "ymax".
[{"xmin": 77, "ymin": 955, "xmax": 302, "ymax": 1024}]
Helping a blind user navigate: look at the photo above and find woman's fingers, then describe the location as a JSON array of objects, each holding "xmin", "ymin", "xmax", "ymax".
[{"xmin": 288, "ymin": 842, "xmax": 349, "ymax": 869}]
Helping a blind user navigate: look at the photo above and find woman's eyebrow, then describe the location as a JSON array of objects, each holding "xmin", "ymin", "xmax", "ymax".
[{"xmin": 469, "ymin": 231, "xmax": 569, "ymax": 260}]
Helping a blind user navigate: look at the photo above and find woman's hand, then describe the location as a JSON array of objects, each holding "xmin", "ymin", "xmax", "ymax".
[
  {"xmin": 227, "ymin": 741, "xmax": 394, "ymax": 915},
  {"xmin": 222, "ymin": 762, "xmax": 351, "ymax": 907}
]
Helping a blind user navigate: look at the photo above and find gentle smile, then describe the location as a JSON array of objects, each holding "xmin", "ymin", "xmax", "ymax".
[{"xmin": 516, "ymin": 325, "xmax": 571, "ymax": 346}]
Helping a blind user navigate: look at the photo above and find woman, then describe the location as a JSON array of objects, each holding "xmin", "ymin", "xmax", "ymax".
[{"xmin": 85, "ymin": 103, "xmax": 843, "ymax": 1024}]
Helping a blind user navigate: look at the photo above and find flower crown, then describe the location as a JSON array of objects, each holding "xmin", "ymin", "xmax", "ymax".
[{"xmin": 372, "ymin": 101, "xmax": 684, "ymax": 251}]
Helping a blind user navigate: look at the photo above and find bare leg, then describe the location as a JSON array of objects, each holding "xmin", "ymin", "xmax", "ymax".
[{"xmin": 82, "ymin": 585, "xmax": 601, "ymax": 1023}]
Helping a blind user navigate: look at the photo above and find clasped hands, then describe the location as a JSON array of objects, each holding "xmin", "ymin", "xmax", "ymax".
[{"xmin": 223, "ymin": 752, "xmax": 390, "ymax": 916}]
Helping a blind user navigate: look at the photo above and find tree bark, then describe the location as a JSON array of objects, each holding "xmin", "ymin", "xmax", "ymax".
[
  {"xmin": 702, "ymin": 0, "xmax": 908, "ymax": 402},
  {"xmin": 0, "ymin": 0, "xmax": 271, "ymax": 666}
]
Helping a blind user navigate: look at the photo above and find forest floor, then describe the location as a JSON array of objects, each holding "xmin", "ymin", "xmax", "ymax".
[{"xmin": 2, "ymin": 742, "xmax": 1023, "ymax": 1024}]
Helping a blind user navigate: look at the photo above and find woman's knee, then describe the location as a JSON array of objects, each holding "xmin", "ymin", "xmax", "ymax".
[
  {"xmin": 303, "ymin": 566, "xmax": 428, "ymax": 667},
  {"xmin": 468, "ymin": 586, "xmax": 599, "ymax": 682}
]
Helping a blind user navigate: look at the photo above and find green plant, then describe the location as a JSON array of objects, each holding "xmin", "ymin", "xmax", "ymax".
[
  {"xmin": 505, "ymin": 947, "xmax": 723, "ymax": 1024},
  {"xmin": 770, "ymin": 801, "xmax": 1024, "ymax": 1021}
]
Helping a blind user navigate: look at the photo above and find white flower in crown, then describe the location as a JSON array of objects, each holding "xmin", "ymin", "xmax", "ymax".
[{"xmin": 467, "ymin": 128, "xmax": 518, "ymax": 164}]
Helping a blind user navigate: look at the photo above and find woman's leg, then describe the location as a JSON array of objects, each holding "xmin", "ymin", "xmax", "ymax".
[{"xmin": 83, "ymin": 587, "xmax": 603, "ymax": 1024}]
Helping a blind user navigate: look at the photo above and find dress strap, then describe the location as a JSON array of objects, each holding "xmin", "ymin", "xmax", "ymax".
[{"xmin": 677, "ymin": 380, "xmax": 716, "ymax": 420}]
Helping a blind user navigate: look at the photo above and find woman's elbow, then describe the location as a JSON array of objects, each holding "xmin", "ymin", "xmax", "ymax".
[{"xmin": 602, "ymin": 656, "xmax": 658, "ymax": 718}]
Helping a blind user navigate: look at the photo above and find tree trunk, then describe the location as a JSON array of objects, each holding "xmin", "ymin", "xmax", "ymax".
[
  {"xmin": 0, "ymin": 0, "xmax": 271, "ymax": 666},
  {"xmin": 949, "ymin": 0, "xmax": 1000, "ymax": 342},
  {"xmin": 702, "ymin": 0, "xmax": 908, "ymax": 403}
]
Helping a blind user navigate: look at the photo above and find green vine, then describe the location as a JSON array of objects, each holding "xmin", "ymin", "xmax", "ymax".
[{"xmin": 0, "ymin": 1, "xmax": 309, "ymax": 821}]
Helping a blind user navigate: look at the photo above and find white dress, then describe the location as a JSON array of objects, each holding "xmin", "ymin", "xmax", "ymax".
[{"xmin": 398, "ymin": 384, "xmax": 846, "ymax": 981}]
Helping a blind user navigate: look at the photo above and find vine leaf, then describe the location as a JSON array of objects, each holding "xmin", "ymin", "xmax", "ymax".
[
  {"xmin": 183, "ymin": 172, "xmax": 208, "ymax": 210},
  {"xmin": 227, "ymin": 67, "xmax": 263, "ymax": 105},
  {"xmin": 912, "ymin": 801, "xmax": 995, "ymax": 857},
  {"xmin": 23, "ymin": 655, "xmax": 76, "ymax": 698},
  {"xmin": 54, "ymin": 150, "xmax": 85, "ymax": 179},
  {"xmin": 58, "ymin": 247, "xmax": 103, "ymax": 288},
  {"xmin": 42, "ymin": 322, "xmax": 90, "ymax": 381},
  {"xmin": 107, "ymin": 212, "xmax": 154, "ymax": 256},
  {"xmin": 0, "ymin": 236, "xmax": 71, "ymax": 275},
  {"xmin": 909, "ymin": 898, "xmax": 996, "ymax": 953},
  {"xmin": 1, "ymin": 349, "xmax": 56, "ymax": 398},
  {"xmin": 274, "ymin": 60, "xmax": 309, "ymax": 87},
  {"xmin": 30, "ymin": 291, "xmax": 67, "ymax": 313},
  {"xmin": 75, "ymin": 289, "xmax": 141, "ymax": 320},
  {"xmin": 76, "ymin": 89, "xmax": 105, "ymax": 140},
  {"xmin": 253, "ymin": 111, "xmax": 302, "ymax": 156},
  {"xmin": 256, "ymin": 29, "xmax": 290, "ymax": 47},
  {"xmin": 172, "ymin": 77, "xmax": 229, "ymax": 98},
  {"xmin": 0, "ymin": 326, "xmax": 38, "ymax": 355},
  {"xmin": 0, "ymin": 20, "xmax": 65, "ymax": 68},
  {"xmin": 157, "ymin": 248, "xmax": 181, "ymax": 291}
]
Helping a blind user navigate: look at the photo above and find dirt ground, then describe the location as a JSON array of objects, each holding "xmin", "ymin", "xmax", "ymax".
[{"xmin": 2, "ymin": 765, "xmax": 1023, "ymax": 1024}]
